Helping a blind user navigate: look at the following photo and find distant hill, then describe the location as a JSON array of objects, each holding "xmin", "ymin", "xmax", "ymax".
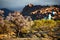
[{"xmin": 0, "ymin": 8, "xmax": 13, "ymax": 17}]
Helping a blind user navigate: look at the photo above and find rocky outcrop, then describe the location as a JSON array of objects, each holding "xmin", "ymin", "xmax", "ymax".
[{"xmin": 22, "ymin": 4, "xmax": 43, "ymax": 16}]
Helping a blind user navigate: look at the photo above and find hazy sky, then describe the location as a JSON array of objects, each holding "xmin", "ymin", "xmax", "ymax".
[{"xmin": 0, "ymin": 0, "xmax": 60, "ymax": 9}]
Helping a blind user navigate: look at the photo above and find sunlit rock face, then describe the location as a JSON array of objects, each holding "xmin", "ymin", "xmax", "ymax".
[{"xmin": 22, "ymin": 4, "xmax": 60, "ymax": 20}]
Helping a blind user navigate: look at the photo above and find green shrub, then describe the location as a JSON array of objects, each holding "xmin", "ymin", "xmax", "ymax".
[{"xmin": 32, "ymin": 19, "xmax": 57, "ymax": 31}]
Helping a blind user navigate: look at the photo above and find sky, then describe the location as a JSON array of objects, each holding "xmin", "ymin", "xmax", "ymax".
[{"xmin": 0, "ymin": 0, "xmax": 60, "ymax": 10}]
